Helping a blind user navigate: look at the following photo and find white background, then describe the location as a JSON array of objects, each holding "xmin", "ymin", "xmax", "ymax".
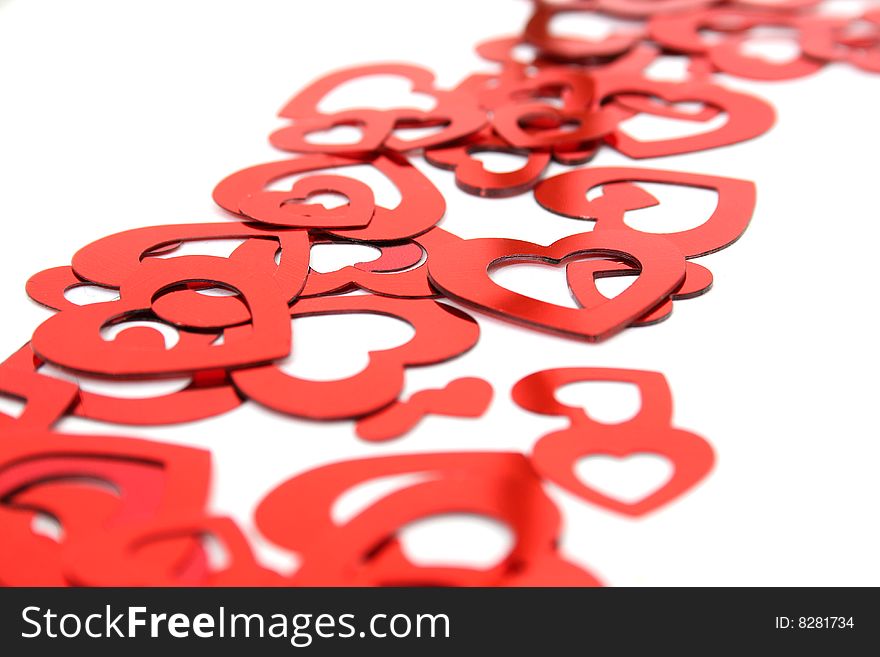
[{"xmin": 1, "ymin": 0, "xmax": 879, "ymax": 585}]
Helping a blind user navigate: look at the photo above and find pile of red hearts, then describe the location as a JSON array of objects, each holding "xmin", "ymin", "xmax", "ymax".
[{"xmin": 2, "ymin": 0, "xmax": 874, "ymax": 586}]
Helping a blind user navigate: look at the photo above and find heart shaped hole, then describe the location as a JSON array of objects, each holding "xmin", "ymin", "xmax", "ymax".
[
  {"xmin": 621, "ymin": 182, "xmax": 718, "ymax": 234},
  {"xmin": 279, "ymin": 313, "xmax": 415, "ymax": 381},
  {"xmin": 555, "ymin": 381, "xmax": 642, "ymax": 423},
  {"xmin": 266, "ymin": 164, "xmax": 401, "ymax": 209},
  {"xmin": 519, "ymin": 114, "xmax": 580, "ymax": 134},
  {"xmin": 575, "ymin": 453, "xmax": 673, "ymax": 504},
  {"xmin": 617, "ymin": 109, "xmax": 728, "ymax": 142},
  {"xmin": 490, "ymin": 260, "xmax": 580, "ymax": 308}
]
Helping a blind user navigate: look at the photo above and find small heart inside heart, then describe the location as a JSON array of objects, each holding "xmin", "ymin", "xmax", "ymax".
[
  {"xmin": 490, "ymin": 260, "xmax": 581, "ymax": 308},
  {"xmin": 266, "ymin": 165, "xmax": 401, "ymax": 208},
  {"xmin": 575, "ymin": 453, "xmax": 673, "ymax": 505}
]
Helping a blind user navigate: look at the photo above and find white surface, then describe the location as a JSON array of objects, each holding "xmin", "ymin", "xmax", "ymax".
[{"xmin": 1, "ymin": 0, "xmax": 879, "ymax": 586}]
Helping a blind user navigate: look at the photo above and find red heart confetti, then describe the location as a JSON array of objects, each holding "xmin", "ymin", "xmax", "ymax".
[{"xmin": 3, "ymin": 0, "xmax": 872, "ymax": 586}]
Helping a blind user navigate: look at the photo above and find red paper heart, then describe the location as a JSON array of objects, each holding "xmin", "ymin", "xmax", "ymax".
[
  {"xmin": 425, "ymin": 229, "xmax": 686, "ymax": 341},
  {"xmin": 535, "ymin": 167, "xmax": 757, "ymax": 258},
  {"xmin": 228, "ymin": 295, "xmax": 479, "ymax": 419}
]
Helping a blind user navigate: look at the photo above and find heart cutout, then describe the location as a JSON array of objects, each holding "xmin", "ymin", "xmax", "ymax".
[
  {"xmin": 493, "ymin": 102, "xmax": 624, "ymax": 149},
  {"xmin": 575, "ymin": 453, "xmax": 674, "ymax": 505},
  {"xmin": 532, "ymin": 424, "xmax": 714, "ymax": 516},
  {"xmin": 212, "ymin": 154, "xmax": 445, "ymax": 241},
  {"xmin": 302, "ymin": 239, "xmax": 434, "ymax": 298},
  {"xmin": 275, "ymin": 63, "xmax": 486, "ymax": 154},
  {"xmin": 270, "ymin": 110, "xmax": 394, "ymax": 155},
  {"xmin": 238, "ymin": 174, "xmax": 376, "ymax": 229},
  {"xmin": 425, "ymin": 229, "xmax": 686, "ymax": 341},
  {"xmin": 567, "ymin": 259, "xmax": 713, "ymax": 326},
  {"xmin": 594, "ymin": 74, "xmax": 776, "ymax": 158},
  {"xmin": 425, "ymin": 127, "xmax": 550, "ymax": 197},
  {"xmin": 535, "ymin": 167, "xmax": 756, "ymax": 258}
]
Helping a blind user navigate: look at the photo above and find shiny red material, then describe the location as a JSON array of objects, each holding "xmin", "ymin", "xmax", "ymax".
[
  {"xmin": 513, "ymin": 368, "xmax": 714, "ymax": 516},
  {"xmin": 567, "ymin": 259, "xmax": 713, "ymax": 326},
  {"xmin": 649, "ymin": 8, "xmax": 824, "ymax": 80},
  {"xmin": 301, "ymin": 239, "xmax": 436, "ymax": 298},
  {"xmin": 0, "ymin": 344, "xmax": 78, "ymax": 429},
  {"xmin": 32, "ymin": 255, "xmax": 293, "ymax": 378},
  {"xmin": 425, "ymin": 128, "xmax": 551, "ymax": 197},
  {"xmin": 535, "ymin": 167, "xmax": 757, "ymax": 257},
  {"xmin": 255, "ymin": 452, "xmax": 601, "ymax": 586},
  {"xmin": 426, "ymin": 230, "xmax": 686, "ymax": 341},
  {"xmin": 273, "ymin": 64, "xmax": 486, "ymax": 154},
  {"xmin": 0, "ymin": 428, "xmax": 211, "ymax": 586},
  {"xmin": 229, "ymin": 296, "xmax": 480, "ymax": 420},
  {"xmin": 237, "ymin": 174, "xmax": 376, "ymax": 229},
  {"xmin": 213, "ymin": 154, "xmax": 444, "ymax": 241},
  {"xmin": 593, "ymin": 72, "xmax": 776, "ymax": 158},
  {"xmin": 524, "ymin": 4, "xmax": 645, "ymax": 60}
]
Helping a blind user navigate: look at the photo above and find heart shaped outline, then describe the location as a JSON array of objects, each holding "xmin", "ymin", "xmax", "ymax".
[{"xmin": 425, "ymin": 229, "xmax": 686, "ymax": 342}]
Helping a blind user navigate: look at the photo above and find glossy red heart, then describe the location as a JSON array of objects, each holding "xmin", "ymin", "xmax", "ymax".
[
  {"xmin": 535, "ymin": 167, "xmax": 757, "ymax": 258},
  {"xmin": 425, "ymin": 229, "xmax": 686, "ymax": 342}
]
